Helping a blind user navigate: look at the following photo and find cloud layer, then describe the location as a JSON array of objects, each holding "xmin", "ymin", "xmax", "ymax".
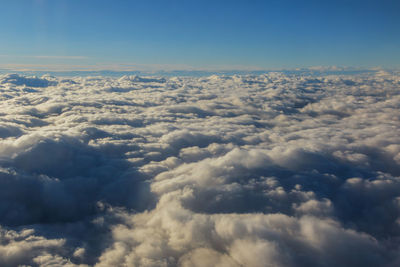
[{"xmin": 0, "ymin": 72, "xmax": 399, "ymax": 266}]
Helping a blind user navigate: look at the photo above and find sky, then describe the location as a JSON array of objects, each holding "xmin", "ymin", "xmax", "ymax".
[{"xmin": 0, "ymin": 0, "xmax": 399, "ymax": 71}]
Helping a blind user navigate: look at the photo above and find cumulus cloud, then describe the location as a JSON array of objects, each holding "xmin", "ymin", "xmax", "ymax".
[{"xmin": 0, "ymin": 72, "xmax": 399, "ymax": 266}]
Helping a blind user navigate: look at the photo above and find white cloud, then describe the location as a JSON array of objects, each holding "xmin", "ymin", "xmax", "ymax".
[{"xmin": 0, "ymin": 72, "xmax": 399, "ymax": 266}]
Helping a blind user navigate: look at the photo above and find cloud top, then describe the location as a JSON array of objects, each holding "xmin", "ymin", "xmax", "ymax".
[{"xmin": 0, "ymin": 72, "xmax": 399, "ymax": 266}]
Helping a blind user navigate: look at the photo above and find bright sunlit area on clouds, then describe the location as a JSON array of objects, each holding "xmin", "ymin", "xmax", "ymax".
[{"xmin": 0, "ymin": 1, "xmax": 400, "ymax": 267}]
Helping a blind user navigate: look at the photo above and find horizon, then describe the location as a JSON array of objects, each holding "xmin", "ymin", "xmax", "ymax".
[{"xmin": 0, "ymin": 65, "xmax": 394, "ymax": 78}]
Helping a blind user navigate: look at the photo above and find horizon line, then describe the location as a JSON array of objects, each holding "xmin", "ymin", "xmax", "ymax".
[{"xmin": 0, "ymin": 64, "xmax": 394, "ymax": 74}]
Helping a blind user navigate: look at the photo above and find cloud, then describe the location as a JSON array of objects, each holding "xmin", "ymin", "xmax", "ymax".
[
  {"xmin": 0, "ymin": 227, "xmax": 69, "ymax": 267},
  {"xmin": 0, "ymin": 72, "xmax": 399, "ymax": 266},
  {"xmin": 0, "ymin": 73, "xmax": 57, "ymax": 87}
]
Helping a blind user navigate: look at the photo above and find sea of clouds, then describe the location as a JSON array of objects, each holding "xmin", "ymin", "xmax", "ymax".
[{"xmin": 0, "ymin": 71, "xmax": 399, "ymax": 266}]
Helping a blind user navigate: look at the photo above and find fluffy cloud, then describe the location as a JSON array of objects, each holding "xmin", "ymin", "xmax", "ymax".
[{"xmin": 0, "ymin": 72, "xmax": 399, "ymax": 266}]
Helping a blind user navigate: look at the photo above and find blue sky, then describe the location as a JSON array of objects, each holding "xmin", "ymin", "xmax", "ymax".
[{"xmin": 0, "ymin": 0, "xmax": 399, "ymax": 71}]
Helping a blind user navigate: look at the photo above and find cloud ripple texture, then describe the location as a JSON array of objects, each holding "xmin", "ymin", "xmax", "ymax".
[{"xmin": 0, "ymin": 72, "xmax": 399, "ymax": 266}]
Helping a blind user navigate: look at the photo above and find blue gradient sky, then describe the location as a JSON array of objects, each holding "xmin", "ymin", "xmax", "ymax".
[{"xmin": 1, "ymin": 0, "xmax": 399, "ymax": 71}]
